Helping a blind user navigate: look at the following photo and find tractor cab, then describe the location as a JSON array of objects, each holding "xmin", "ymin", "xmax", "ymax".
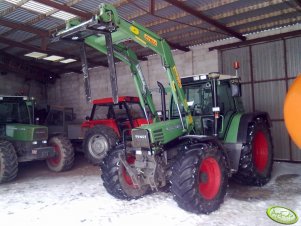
[
  {"xmin": 82, "ymin": 96, "xmax": 149, "ymax": 137},
  {"xmin": 170, "ymin": 74, "xmax": 243, "ymax": 139}
]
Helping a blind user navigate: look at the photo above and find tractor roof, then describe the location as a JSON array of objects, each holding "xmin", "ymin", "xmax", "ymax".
[
  {"xmin": 93, "ymin": 96, "xmax": 140, "ymax": 105},
  {"xmin": 181, "ymin": 73, "xmax": 239, "ymax": 85}
]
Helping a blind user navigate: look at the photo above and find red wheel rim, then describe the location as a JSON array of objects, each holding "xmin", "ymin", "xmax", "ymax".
[
  {"xmin": 121, "ymin": 155, "xmax": 136, "ymax": 187},
  {"xmin": 253, "ymin": 131, "xmax": 269, "ymax": 173},
  {"xmin": 198, "ymin": 157, "xmax": 221, "ymax": 200},
  {"xmin": 48, "ymin": 144, "xmax": 61, "ymax": 166}
]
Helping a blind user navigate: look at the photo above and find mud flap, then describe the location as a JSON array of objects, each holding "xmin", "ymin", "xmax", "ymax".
[{"xmin": 223, "ymin": 143, "xmax": 243, "ymax": 173}]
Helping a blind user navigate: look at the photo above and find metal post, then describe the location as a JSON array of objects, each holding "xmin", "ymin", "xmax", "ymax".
[
  {"xmin": 80, "ymin": 43, "xmax": 91, "ymax": 102},
  {"xmin": 105, "ymin": 33, "xmax": 118, "ymax": 104},
  {"xmin": 211, "ymin": 78, "xmax": 219, "ymax": 137},
  {"xmin": 157, "ymin": 81, "xmax": 166, "ymax": 121}
]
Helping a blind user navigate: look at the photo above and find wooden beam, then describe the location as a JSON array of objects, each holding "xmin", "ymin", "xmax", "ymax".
[
  {"xmin": 34, "ymin": 0, "xmax": 92, "ymax": 20},
  {"xmin": 150, "ymin": 0, "xmax": 155, "ymax": 14},
  {"xmin": 163, "ymin": 0, "xmax": 246, "ymax": 41}
]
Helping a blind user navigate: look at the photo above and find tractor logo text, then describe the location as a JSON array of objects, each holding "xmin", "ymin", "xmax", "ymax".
[
  {"xmin": 144, "ymin": 34, "xmax": 157, "ymax": 46},
  {"xmin": 135, "ymin": 135, "xmax": 147, "ymax": 139},
  {"xmin": 266, "ymin": 206, "xmax": 298, "ymax": 224}
]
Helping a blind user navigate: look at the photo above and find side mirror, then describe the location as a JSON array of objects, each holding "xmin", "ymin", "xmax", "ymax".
[
  {"xmin": 85, "ymin": 116, "xmax": 90, "ymax": 120},
  {"xmin": 231, "ymin": 83, "xmax": 241, "ymax": 97}
]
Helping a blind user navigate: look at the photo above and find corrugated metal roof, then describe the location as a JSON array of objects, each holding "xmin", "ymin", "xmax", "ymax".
[
  {"xmin": 5, "ymin": 30, "xmax": 36, "ymax": 42},
  {"xmin": 22, "ymin": 0, "xmax": 55, "ymax": 14},
  {"xmin": 0, "ymin": 25, "xmax": 12, "ymax": 35},
  {"xmin": 3, "ymin": 7, "xmax": 38, "ymax": 23},
  {"xmin": 5, "ymin": 47, "xmax": 24, "ymax": 55},
  {"xmin": 73, "ymin": 0, "xmax": 112, "ymax": 13},
  {"xmin": 0, "ymin": 1, "xmax": 14, "ymax": 12},
  {"xmin": 0, "ymin": 0, "xmax": 301, "ymax": 75},
  {"xmin": 32, "ymin": 17, "xmax": 65, "ymax": 30},
  {"xmin": 0, "ymin": 43, "xmax": 9, "ymax": 49}
]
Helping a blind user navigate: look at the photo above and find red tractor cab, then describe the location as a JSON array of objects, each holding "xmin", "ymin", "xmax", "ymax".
[{"xmin": 81, "ymin": 96, "xmax": 150, "ymax": 164}]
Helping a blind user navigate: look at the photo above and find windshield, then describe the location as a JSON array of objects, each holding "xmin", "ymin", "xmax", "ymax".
[
  {"xmin": 0, "ymin": 101, "xmax": 31, "ymax": 124},
  {"xmin": 92, "ymin": 102, "xmax": 145, "ymax": 120},
  {"xmin": 171, "ymin": 82, "xmax": 213, "ymax": 118}
]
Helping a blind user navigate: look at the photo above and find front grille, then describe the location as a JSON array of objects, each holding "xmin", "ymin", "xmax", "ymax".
[
  {"xmin": 33, "ymin": 128, "xmax": 48, "ymax": 140},
  {"xmin": 153, "ymin": 129, "xmax": 164, "ymax": 143},
  {"xmin": 132, "ymin": 129, "xmax": 150, "ymax": 149}
]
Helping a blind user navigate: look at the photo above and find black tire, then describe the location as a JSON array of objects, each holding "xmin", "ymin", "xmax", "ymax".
[
  {"xmin": 0, "ymin": 140, "xmax": 18, "ymax": 183},
  {"xmin": 170, "ymin": 143, "xmax": 228, "ymax": 214},
  {"xmin": 83, "ymin": 125, "xmax": 118, "ymax": 165},
  {"xmin": 233, "ymin": 118, "xmax": 273, "ymax": 186},
  {"xmin": 46, "ymin": 135, "xmax": 74, "ymax": 172},
  {"xmin": 101, "ymin": 148, "xmax": 150, "ymax": 200}
]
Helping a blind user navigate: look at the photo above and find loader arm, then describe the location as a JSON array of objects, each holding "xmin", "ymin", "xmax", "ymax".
[{"xmin": 53, "ymin": 3, "xmax": 194, "ymax": 144}]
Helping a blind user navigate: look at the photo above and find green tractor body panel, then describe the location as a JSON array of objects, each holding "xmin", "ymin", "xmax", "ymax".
[
  {"xmin": 132, "ymin": 119, "xmax": 185, "ymax": 148},
  {"xmin": 5, "ymin": 124, "xmax": 48, "ymax": 142},
  {"xmin": 224, "ymin": 113, "xmax": 242, "ymax": 143}
]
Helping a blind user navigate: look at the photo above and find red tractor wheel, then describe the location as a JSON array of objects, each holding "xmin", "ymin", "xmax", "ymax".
[
  {"xmin": 233, "ymin": 118, "xmax": 273, "ymax": 186},
  {"xmin": 101, "ymin": 148, "xmax": 149, "ymax": 200},
  {"xmin": 171, "ymin": 143, "xmax": 228, "ymax": 214},
  {"xmin": 46, "ymin": 135, "xmax": 74, "ymax": 172},
  {"xmin": 198, "ymin": 157, "xmax": 222, "ymax": 200}
]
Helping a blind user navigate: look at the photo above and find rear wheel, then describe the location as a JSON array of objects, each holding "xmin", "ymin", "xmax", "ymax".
[
  {"xmin": 170, "ymin": 143, "xmax": 228, "ymax": 214},
  {"xmin": 0, "ymin": 140, "xmax": 18, "ymax": 183},
  {"xmin": 83, "ymin": 125, "xmax": 118, "ymax": 165},
  {"xmin": 233, "ymin": 118, "xmax": 273, "ymax": 186},
  {"xmin": 46, "ymin": 135, "xmax": 74, "ymax": 172},
  {"xmin": 101, "ymin": 148, "xmax": 149, "ymax": 200}
]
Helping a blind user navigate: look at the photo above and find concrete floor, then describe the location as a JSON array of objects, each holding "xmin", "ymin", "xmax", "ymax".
[{"xmin": 0, "ymin": 153, "xmax": 300, "ymax": 226}]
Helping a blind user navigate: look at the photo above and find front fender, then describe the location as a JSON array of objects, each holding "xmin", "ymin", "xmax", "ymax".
[{"xmin": 180, "ymin": 135, "xmax": 231, "ymax": 174}]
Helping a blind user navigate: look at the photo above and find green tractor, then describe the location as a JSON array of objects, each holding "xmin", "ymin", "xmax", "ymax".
[
  {"xmin": 0, "ymin": 96, "xmax": 74, "ymax": 184},
  {"xmin": 53, "ymin": 3, "xmax": 273, "ymax": 214}
]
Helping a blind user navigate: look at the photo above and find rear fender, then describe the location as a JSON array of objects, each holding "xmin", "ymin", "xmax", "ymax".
[
  {"xmin": 81, "ymin": 119, "xmax": 120, "ymax": 137},
  {"xmin": 224, "ymin": 112, "xmax": 271, "ymax": 173},
  {"xmin": 237, "ymin": 112, "xmax": 271, "ymax": 144}
]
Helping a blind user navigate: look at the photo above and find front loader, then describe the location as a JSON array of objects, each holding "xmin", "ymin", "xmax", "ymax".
[{"xmin": 53, "ymin": 3, "xmax": 273, "ymax": 214}]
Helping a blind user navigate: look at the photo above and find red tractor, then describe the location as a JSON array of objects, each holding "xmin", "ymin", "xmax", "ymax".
[{"xmin": 81, "ymin": 96, "xmax": 150, "ymax": 164}]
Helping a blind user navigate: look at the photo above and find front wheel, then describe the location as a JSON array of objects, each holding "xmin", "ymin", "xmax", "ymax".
[
  {"xmin": 0, "ymin": 140, "xmax": 18, "ymax": 183},
  {"xmin": 101, "ymin": 148, "xmax": 149, "ymax": 200},
  {"xmin": 46, "ymin": 135, "xmax": 74, "ymax": 172},
  {"xmin": 170, "ymin": 143, "xmax": 228, "ymax": 214},
  {"xmin": 233, "ymin": 118, "xmax": 273, "ymax": 186}
]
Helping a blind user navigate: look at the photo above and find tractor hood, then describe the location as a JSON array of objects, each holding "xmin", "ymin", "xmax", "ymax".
[
  {"xmin": 5, "ymin": 124, "xmax": 48, "ymax": 141},
  {"xmin": 132, "ymin": 118, "xmax": 186, "ymax": 148}
]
